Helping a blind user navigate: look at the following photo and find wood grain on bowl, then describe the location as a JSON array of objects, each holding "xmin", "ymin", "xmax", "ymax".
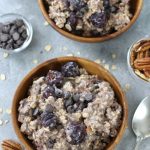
[
  {"xmin": 12, "ymin": 57, "xmax": 128, "ymax": 150},
  {"xmin": 38, "ymin": 0, "xmax": 143, "ymax": 43}
]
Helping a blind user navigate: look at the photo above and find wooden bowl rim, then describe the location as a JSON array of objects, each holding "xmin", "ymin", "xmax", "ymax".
[
  {"xmin": 38, "ymin": 0, "xmax": 143, "ymax": 43},
  {"xmin": 12, "ymin": 56, "xmax": 128, "ymax": 150}
]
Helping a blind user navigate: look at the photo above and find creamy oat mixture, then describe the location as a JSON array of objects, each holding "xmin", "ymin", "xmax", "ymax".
[
  {"xmin": 18, "ymin": 62, "xmax": 122, "ymax": 150},
  {"xmin": 46, "ymin": 0, "xmax": 132, "ymax": 37}
]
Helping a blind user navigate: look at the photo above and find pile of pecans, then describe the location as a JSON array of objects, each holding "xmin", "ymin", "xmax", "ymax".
[
  {"xmin": 130, "ymin": 39, "xmax": 150, "ymax": 82},
  {"xmin": 0, "ymin": 19, "xmax": 27, "ymax": 50}
]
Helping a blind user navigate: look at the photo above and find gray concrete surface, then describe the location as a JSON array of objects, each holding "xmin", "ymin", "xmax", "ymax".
[{"xmin": 0, "ymin": 0, "xmax": 149, "ymax": 149}]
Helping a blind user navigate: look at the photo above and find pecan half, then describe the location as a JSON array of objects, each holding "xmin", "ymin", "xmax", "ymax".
[
  {"xmin": 130, "ymin": 39, "xmax": 150, "ymax": 81},
  {"xmin": 1, "ymin": 140, "xmax": 22, "ymax": 150}
]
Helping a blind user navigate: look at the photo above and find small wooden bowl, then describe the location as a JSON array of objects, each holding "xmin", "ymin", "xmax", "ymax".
[
  {"xmin": 38, "ymin": 0, "xmax": 143, "ymax": 43},
  {"xmin": 12, "ymin": 57, "xmax": 128, "ymax": 150}
]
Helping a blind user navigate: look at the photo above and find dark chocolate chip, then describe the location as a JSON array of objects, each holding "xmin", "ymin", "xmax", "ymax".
[
  {"xmin": 7, "ymin": 39, "xmax": 13, "ymax": 44},
  {"xmin": 12, "ymin": 32, "xmax": 20, "ymax": 41},
  {"xmin": 78, "ymin": 102, "xmax": 86, "ymax": 110},
  {"xmin": 18, "ymin": 26, "xmax": 25, "ymax": 33},
  {"xmin": 0, "ymin": 23, "xmax": 4, "ymax": 32},
  {"xmin": 65, "ymin": 98, "xmax": 73, "ymax": 107},
  {"xmin": 64, "ymin": 91, "xmax": 71, "ymax": 99},
  {"xmin": 73, "ymin": 103, "xmax": 78, "ymax": 110},
  {"xmin": 16, "ymin": 39, "xmax": 24, "ymax": 46},
  {"xmin": 45, "ymin": 104, "xmax": 54, "ymax": 113},
  {"xmin": 9, "ymin": 25, "xmax": 17, "ymax": 35},
  {"xmin": 2, "ymin": 25, "xmax": 11, "ymax": 33},
  {"xmin": 67, "ymin": 105, "xmax": 75, "ymax": 113},
  {"xmin": 0, "ymin": 42, "xmax": 6, "ymax": 48},
  {"xmin": 21, "ymin": 31, "xmax": 27, "ymax": 39},
  {"xmin": 72, "ymin": 93, "xmax": 80, "ymax": 102},
  {"xmin": 54, "ymin": 87, "xmax": 63, "ymax": 98},
  {"xmin": 15, "ymin": 19, "xmax": 24, "ymax": 27},
  {"xmin": 13, "ymin": 43, "xmax": 19, "ymax": 49},
  {"xmin": 84, "ymin": 93, "xmax": 93, "ymax": 102},
  {"xmin": 5, "ymin": 43, "xmax": 13, "ymax": 50},
  {"xmin": 0, "ymin": 34, "xmax": 9, "ymax": 42}
]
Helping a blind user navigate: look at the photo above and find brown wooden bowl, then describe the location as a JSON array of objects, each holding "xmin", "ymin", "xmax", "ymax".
[
  {"xmin": 38, "ymin": 0, "xmax": 143, "ymax": 43},
  {"xmin": 12, "ymin": 57, "xmax": 128, "ymax": 150}
]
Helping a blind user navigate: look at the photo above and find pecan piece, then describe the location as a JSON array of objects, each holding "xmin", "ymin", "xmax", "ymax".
[{"xmin": 1, "ymin": 140, "xmax": 22, "ymax": 150}]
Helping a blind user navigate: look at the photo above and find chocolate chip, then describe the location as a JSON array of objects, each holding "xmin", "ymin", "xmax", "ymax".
[
  {"xmin": 54, "ymin": 87, "xmax": 63, "ymax": 98},
  {"xmin": 0, "ymin": 34, "xmax": 9, "ymax": 42},
  {"xmin": 12, "ymin": 32, "xmax": 20, "ymax": 41},
  {"xmin": 45, "ymin": 104, "xmax": 54, "ymax": 113},
  {"xmin": 21, "ymin": 31, "xmax": 27, "ymax": 39},
  {"xmin": 73, "ymin": 103, "xmax": 78, "ymax": 110},
  {"xmin": 7, "ymin": 39, "xmax": 13, "ymax": 44},
  {"xmin": 0, "ymin": 23, "xmax": 4, "ymax": 32},
  {"xmin": 64, "ymin": 91, "xmax": 71, "ymax": 99},
  {"xmin": 65, "ymin": 98, "xmax": 73, "ymax": 107},
  {"xmin": 15, "ymin": 19, "xmax": 24, "ymax": 27},
  {"xmin": 2, "ymin": 25, "xmax": 11, "ymax": 33},
  {"xmin": 9, "ymin": 25, "xmax": 17, "ymax": 35},
  {"xmin": 67, "ymin": 105, "xmax": 75, "ymax": 113},
  {"xmin": 0, "ymin": 42, "xmax": 6, "ymax": 49},
  {"xmin": 18, "ymin": 26, "xmax": 25, "ymax": 33},
  {"xmin": 16, "ymin": 39, "xmax": 24, "ymax": 46},
  {"xmin": 78, "ymin": 102, "xmax": 86, "ymax": 110},
  {"xmin": 13, "ymin": 43, "xmax": 19, "ymax": 49},
  {"xmin": 6, "ymin": 44, "xmax": 13, "ymax": 50},
  {"xmin": 84, "ymin": 93, "xmax": 93, "ymax": 102},
  {"xmin": 72, "ymin": 93, "xmax": 80, "ymax": 102}
]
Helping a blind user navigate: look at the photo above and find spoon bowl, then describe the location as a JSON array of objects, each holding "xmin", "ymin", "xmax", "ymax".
[{"xmin": 132, "ymin": 96, "xmax": 150, "ymax": 149}]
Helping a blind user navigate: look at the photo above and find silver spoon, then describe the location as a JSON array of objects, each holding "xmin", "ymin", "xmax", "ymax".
[{"xmin": 132, "ymin": 96, "xmax": 150, "ymax": 150}]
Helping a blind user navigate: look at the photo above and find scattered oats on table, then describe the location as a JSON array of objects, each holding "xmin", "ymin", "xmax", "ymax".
[
  {"xmin": 6, "ymin": 109, "xmax": 11, "ymax": 115},
  {"xmin": 3, "ymin": 52, "xmax": 9, "ymax": 58},
  {"xmin": 0, "ymin": 108, "xmax": 3, "ymax": 114},
  {"xmin": 67, "ymin": 53, "xmax": 74, "ymax": 56},
  {"xmin": 94, "ymin": 59, "xmax": 101, "ymax": 64},
  {"xmin": 4, "ymin": 120, "xmax": 9, "ymax": 124},
  {"xmin": 44, "ymin": 21, "xmax": 49, "ymax": 26},
  {"xmin": 112, "ymin": 54, "xmax": 117, "ymax": 59},
  {"xmin": 111, "ymin": 65, "xmax": 117, "ymax": 70},
  {"xmin": 104, "ymin": 64, "xmax": 110, "ymax": 70},
  {"xmin": 63, "ymin": 46, "xmax": 68, "ymax": 51},
  {"xmin": 0, "ymin": 74, "xmax": 6, "ymax": 81},
  {"xmin": 77, "ymin": 51, "xmax": 80, "ymax": 55},
  {"xmin": 32, "ymin": 59, "xmax": 38, "ymax": 64},
  {"xmin": 44, "ymin": 44, "xmax": 52, "ymax": 51},
  {"xmin": 0, "ymin": 119, "xmax": 3, "ymax": 126},
  {"xmin": 124, "ymin": 83, "xmax": 131, "ymax": 92}
]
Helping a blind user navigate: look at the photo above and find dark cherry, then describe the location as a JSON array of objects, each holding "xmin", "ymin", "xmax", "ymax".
[
  {"xmin": 66, "ymin": 122, "xmax": 86, "ymax": 145},
  {"xmin": 67, "ymin": 12, "xmax": 77, "ymax": 29},
  {"xmin": 43, "ymin": 85, "xmax": 55, "ymax": 99},
  {"xmin": 61, "ymin": 62, "xmax": 80, "ymax": 77},
  {"xmin": 46, "ymin": 139, "xmax": 56, "ymax": 149},
  {"xmin": 68, "ymin": 0, "xmax": 87, "ymax": 11},
  {"xmin": 90, "ymin": 12, "xmax": 107, "ymax": 28},
  {"xmin": 45, "ymin": 70, "xmax": 64, "ymax": 86},
  {"xmin": 40, "ymin": 111, "xmax": 58, "ymax": 128}
]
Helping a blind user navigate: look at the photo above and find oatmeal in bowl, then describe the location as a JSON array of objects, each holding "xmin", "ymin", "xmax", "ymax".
[
  {"xmin": 46, "ymin": 0, "xmax": 132, "ymax": 37},
  {"xmin": 38, "ymin": 0, "xmax": 143, "ymax": 42},
  {"xmin": 12, "ymin": 57, "xmax": 128, "ymax": 150}
]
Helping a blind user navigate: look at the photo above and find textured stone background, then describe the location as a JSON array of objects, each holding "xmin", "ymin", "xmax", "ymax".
[{"xmin": 0, "ymin": 0, "xmax": 149, "ymax": 149}]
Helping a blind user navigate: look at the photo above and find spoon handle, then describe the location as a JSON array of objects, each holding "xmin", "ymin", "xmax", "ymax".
[{"xmin": 134, "ymin": 137, "xmax": 143, "ymax": 150}]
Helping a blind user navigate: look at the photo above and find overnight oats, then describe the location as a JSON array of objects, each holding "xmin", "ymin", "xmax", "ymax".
[
  {"xmin": 18, "ymin": 62, "xmax": 122, "ymax": 150},
  {"xmin": 46, "ymin": 0, "xmax": 132, "ymax": 37}
]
